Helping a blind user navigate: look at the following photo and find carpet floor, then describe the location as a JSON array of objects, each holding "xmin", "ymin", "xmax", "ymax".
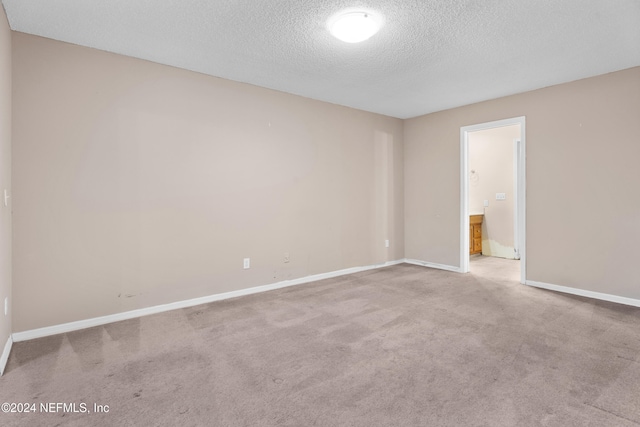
[{"xmin": 1, "ymin": 257, "xmax": 639, "ymax": 426}]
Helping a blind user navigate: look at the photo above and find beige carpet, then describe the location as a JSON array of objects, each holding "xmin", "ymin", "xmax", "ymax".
[{"xmin": 1, "ymin": 257, "xmax": 639, "ymax": 426}]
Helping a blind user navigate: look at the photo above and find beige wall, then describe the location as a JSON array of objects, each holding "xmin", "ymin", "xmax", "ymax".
[
  {"xmin": 405, "ymin": 66, "xmax": 640, "ymax": 299},
  {"xmin": 9, "ymin": 28, "xmax": 640, "ymax": 333},
  {"xmin": 469, "ymin": 125, "xmax": 519, "ymax": 259},
  {"xmin": 0, "ymin": 7, "xmax": 11, "ymax": 351},
  {"xmin": 12, "ymin": 33, "xmax": 404, "ymax": 332}
]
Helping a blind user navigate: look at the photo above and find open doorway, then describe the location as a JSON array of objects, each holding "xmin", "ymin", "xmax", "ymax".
[{"xmin": 460, "ymin": 117, "xmax": 525, "ymax": 284}]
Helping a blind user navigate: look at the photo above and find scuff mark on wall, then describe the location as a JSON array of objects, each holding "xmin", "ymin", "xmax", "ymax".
[{"xmin": 481, "ymin": 237, "xmax": 517, "ymax": 259}]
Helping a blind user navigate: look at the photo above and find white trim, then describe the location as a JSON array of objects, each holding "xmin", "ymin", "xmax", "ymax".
[
  {"xmin": 0, "ymin": 335, "xmax": 12, "ymax": 376},
  {"xmin": 526, "ymin": 280, "xmax": 640, "ymax": 308},
  {"xmin": 460, "ymin": 116, "xmax": 526, "ymax": 284},
  {"xmin": 404, "ymin": 258, "xmax": 462, "ymax": 273},
  {"xmin": 516, "ymin": 121, "xmax": 526, "ymax": 285},
  {"xmin": 12, "ymin": 259, "xmax": 405, "ymax": 342},
  {"xmin": 460, "ymin": 126, "xmax": 470, "ymax": 273},
  {"xmin": 513, "ymin": 139, "xmax": 520, "ymax": 260}
]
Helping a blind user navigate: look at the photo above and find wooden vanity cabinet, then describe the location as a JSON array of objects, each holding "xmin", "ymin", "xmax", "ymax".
[{"xmin": 470, "ymin": 214, "xmax": 483, "ymax": 255}]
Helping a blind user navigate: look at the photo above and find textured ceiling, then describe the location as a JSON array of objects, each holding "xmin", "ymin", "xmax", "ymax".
[{"xmin": 2, "ymin": 0, "xmax": 639, "ymax": 119}]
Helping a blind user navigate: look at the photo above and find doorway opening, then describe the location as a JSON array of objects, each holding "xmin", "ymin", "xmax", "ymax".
[{"xmin": 460, "ymin": 117, "xmax": 525, "ymax": 284}]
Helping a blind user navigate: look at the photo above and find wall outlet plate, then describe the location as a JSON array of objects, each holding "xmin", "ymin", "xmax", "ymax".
[{"xmin": 243, "ymin": 258, "xmax": 250, "ymax": 269}]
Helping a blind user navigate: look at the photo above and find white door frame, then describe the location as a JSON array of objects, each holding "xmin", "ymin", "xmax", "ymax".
[
  {"xmin": 513, "ymin": 138, "xmax": 522, "ymax": 261},
  {"xmin": 460, "ymin": 116, "xmax": 526, "ymax": 284}
]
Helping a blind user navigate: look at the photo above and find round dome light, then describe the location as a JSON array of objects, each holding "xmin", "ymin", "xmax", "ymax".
[{"xmin": 329, "ymin": 11, "xmax": 381, "ymax": 43}]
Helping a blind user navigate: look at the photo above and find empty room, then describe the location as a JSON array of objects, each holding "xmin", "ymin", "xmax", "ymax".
[{"xmin": 1, "ymin": 1, "xmax": 639, "ymax": 426}]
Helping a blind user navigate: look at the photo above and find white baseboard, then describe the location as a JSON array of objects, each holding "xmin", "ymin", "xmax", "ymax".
[
  {"xmin": 0, "ymin": 335, "xmax": 12, "ymax": 376},
  {"xmin": 12, "ymin": 259, "xmax": 405, "ymax": 342},
  {"xmin": 16, "ymin": 261, "xmax": 638, "ymax": 344},
  {"xmin": 526, "ymin": 280, "xmax": 640, "ymax": 308},
  {"xmin": 404, "ymin": 261, "xmax": 640, "ymax": 308},
  {"xmin": 404, "ymin": 258, "xmax": 462, "ymax": 273}
]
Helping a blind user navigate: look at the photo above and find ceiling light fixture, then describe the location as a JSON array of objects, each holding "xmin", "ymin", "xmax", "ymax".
[{"xmin": 329, "ymin": 11, "xmax": 381, "ymax": 43}]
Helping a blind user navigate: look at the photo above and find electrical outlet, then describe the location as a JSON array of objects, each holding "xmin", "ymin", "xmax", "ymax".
[
  {"xmin": 243, "ymin": 258, "xmax": 250, "ymax": 269},
  {"xmin": 284, "ymin": 252, "xmax": 290, "ymax": 263},
  {"xmin": 496, "ymin": 193, "xmax": 506, "ymax": 200},
  {"xmin": 385, "ymin": 240, "xmax": 390, "ymax": 248}
]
